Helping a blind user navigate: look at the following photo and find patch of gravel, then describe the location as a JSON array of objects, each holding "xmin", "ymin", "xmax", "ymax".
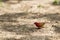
[
  {"xmin": 0, "ymin": 0, "xmax": 60, "ymax": 14},
  {"xmin": 0, "ymin": 36, "xmax": 52, "ymax": 40},
  {"xmin": 0, "ymin": 0, "xmax": 60, "ymax": 40},
  {"xmin": 18, "ymin": 35, "xmax": 60, "ymax": 40},
  {"xmin": 0, "ymin": 23, "xmax": 38, "ymax": 35},
  {"xmin": 0, "ymin": 35, "xmax": 60, "ymax": 40}
]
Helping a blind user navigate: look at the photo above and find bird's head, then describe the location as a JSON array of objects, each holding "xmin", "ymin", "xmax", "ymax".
[{"xmin": 34, "ymin": 22, "xmax": 39, "ymax": 24}]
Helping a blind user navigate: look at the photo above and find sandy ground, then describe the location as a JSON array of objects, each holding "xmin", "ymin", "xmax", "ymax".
[{"xmin": 0, "ymin": 0, "xmax": 60, "ymax": 40}]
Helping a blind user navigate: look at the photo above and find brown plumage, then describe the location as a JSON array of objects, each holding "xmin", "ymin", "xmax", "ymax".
[{"xmin": 34, "ymin": 22, "xmax": 45, "ymax": 29}]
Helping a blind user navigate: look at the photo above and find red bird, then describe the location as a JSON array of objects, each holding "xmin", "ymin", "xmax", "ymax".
[{"xmin": 34, "ymin": 22, "xmax": 45, "ymax": 29}]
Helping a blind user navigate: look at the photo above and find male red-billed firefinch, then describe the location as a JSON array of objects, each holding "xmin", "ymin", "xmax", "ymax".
[{"xmin": 34, "ymin": 22, "xmax": 45, "ymax": 29}]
